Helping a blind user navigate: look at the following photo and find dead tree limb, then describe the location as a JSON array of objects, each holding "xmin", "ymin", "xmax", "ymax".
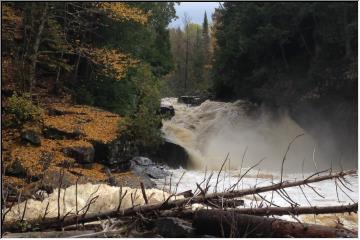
[
  {"xmin": 2, "ymin": 170, "xmax": 356, "ymax": 231},
  {"xmin": 159, "ymin": 203, "xmax": 358, "ymax": 219},
  {"xmin": 208, "ymin": 203, "xmax": 358, "ymax": 216},
  {"xmin": 140, "ymin": 182, "xmax": 148, "ymax": 205},
  {"xmin": 193, "ymin": 210, "xmax": 357, "ymax": 237}
]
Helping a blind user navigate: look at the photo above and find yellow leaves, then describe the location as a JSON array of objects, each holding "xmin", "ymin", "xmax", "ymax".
[
  {"xmin": 44, "ymin": 103, "xmax": 122, "ymax": 143},
  {"xmin": 9, "ymin": 139, "xmax": 69, "ymax": 177},
  {"xmin": 97, "ymin": 2, "xmax": 148, "ymax": 24},
  {"xmin": 88, "ymin": 48, "xmax": 139, "ymax": 81},
  {"xmin": 69, "ymin": 163, "xmax": 108, "ymax": 182}
]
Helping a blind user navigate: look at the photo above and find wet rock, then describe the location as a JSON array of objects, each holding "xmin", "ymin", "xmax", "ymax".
[
  {"xmin": 21, "ymin": 130, "xmax": 41, "ymax": 146},
  {"xmin": 44, "ymin": 127, "xmax": 84, "ymax": 140},
  {"xmin": 157, "ymin": 104, "xmax": 175, "ymax": 118},
  {"xmin": 48, "ymin": 108, "xmax": 65, "ymax": 116},
  {"xmin": 91, "ymin": 136, "xmax": 133, "ymax": 171},
  {"xmin": 152, "ymin": 140, "xmax": 190, "ymax": 168},
  {"xmin": 131, "ymin": 157, "xmax": 168, "ymax": 179},
  {"xmin": 6, "ymin": 159, "xmax": 27, "ymax": 177},
  {"xmin": 63, "ymin": 145, "xmax": 95, "ymax": 164},
  {"xmin": 132, "ymin": 156, "xmax": 153, "ymax": 166},
  {"xmin": 155, "ymin": 217, "xmax": 195, "ymax": 237},
  {"xmin": 178, "ymin": 96, "xmax": 203, "ymax": 106}
]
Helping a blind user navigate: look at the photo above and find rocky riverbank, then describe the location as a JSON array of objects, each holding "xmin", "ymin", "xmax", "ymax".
[{"xmin": 2, "ymin": 103, "xmax": 168, "ymax": 205}]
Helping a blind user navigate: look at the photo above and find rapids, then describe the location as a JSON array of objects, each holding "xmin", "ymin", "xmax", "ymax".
[
  {"xmin": 161, "ymin": 97, "xmax": 328, "ymax": 173},
  {"xmin": 159, "ymin": 97, "xmax": 358, "ymax": 230}
]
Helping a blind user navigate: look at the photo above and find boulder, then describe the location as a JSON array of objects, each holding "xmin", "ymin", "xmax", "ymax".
[
  {"xmin": 6, "ymin": 159, "xmax": 27, "ymax": 177},
  {"xmin": 157, "ymin": 105, "xmax": 175, "ymax": 118},
  {"xmin": 152, "ymin": 139, "xmax": 190, "ymax": 168},
  {"xmin": 91, "ymin": 136, "xmax": 133, "ymax": 171},
  {"xmin": 155, "ymin": 217, "xmax": 195, "ymax": 237},
  {"xmin": 131, "ymin": 157, "xmax": 169, "ymax": 179},
  {"xmin": 21, "ymin": 130, "xmax": 41, "ymax": 146},
  {"xmin": 178, "ymin": 96, "xmax": 203, "ymax": 106},
  {"xmin": 43, "ymin": 127, "xmax": 84, "ymax": 140},
  {"xmin": 62, "ymin": 145, "xmax": 95, "ymax": 164}
]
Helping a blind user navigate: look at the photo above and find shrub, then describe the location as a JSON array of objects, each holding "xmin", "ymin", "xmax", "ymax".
[{"xmin": 4, "ymin": 92, "xmax": 43, "ymax": 127}]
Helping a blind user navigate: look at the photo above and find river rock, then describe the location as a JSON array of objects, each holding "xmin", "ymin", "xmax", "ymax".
[
  {"xmin": 21, "ymin": 129, "xmax": 41, "ymax": 146},
  {"xmin": 178, "ymin": 96, "xmax": 202, "ymax": 106},
  {"xmin": 131, "ymin": 157, "xmax": 168, "ymax": 179},
  {"xmin": 6, "ymin": 159, "xmax": 27, "ymax": 177},
  {"xmin": 63, "ymin": 145, "xmax": 95, "ymax": 164},
  {"xmin": 158, "ymin": 104, "xmax": 175, "ymax": 118},
  {"xmin": 91, "ymin": 136, "xmax": 133, "ymax": 171},
  {"xmin": 44, "ymin": 127, "xmax": 84, "ymax": 140},
  {"xmin": 152, "ymin": 140, "xmax": 190, "ymax": 168},
  {"xmin": 155, "ymin": 217, "xmax": 195, "ymax": 237}
]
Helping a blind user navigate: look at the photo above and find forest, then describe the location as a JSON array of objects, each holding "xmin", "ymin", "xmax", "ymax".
[{"xmin": 1, "ymin": 1, "xmax": 358, "ymax": 238}]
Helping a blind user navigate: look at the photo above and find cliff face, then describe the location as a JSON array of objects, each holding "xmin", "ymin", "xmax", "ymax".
[{"xmin": 2, "ymin": 103, "xmax": 140, "ymax": 202}]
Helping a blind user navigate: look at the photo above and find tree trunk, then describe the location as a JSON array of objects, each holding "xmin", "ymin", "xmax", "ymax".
[
  {"xmin": 54, "ymin": 51, "xmax": 64, "ymax": 94},
  {"xmin": 29, "ymin": 3, "xmax": 48, "ymax": 94},
  {"xmin": 72, "ymin": 54, "xmax": 81, "ymax": 82},
  {"xmin": 2, "ymin": 230, "xmax": 95, "ymax": 238},
  {"xmin": 184, "ymin": 25, "xmax": 189, "ymax": 93},
  {"xmin": 160, "ymin": 203, "xmax": 358, "ymax": 219},
  {"xmin": 193, "ymin": 210, "xmax": 357, "ymax": 238}
]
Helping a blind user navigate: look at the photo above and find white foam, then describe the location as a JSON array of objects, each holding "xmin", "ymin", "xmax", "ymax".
[{"xmin": 5, "ymin": 183, "xmax": 178, "ymax": 222}]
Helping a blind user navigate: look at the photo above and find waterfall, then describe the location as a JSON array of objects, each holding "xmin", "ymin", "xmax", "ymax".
[{"xmin": 161, "ymin": 97, "xmax": 330, "ymax": 173}]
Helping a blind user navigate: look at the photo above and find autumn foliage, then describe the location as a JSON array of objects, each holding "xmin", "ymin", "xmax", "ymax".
[
  {"xmin": 97, "ymin": 2, "xmax": 148, "ymax": 24},
  {"xmin": 88, "ymin": 48, "xmax": 139, "ymax": 81},
  {"xmin": 1, "ymin": 2, "xmax": 177, "ymax": 199}
]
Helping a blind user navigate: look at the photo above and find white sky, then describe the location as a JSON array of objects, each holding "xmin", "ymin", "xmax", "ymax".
[{"xmin": 169, "ymin": 2, "xmax": 221, "ymax": 29}]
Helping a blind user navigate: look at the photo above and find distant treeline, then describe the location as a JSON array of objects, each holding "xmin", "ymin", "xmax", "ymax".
[{"xmin": 163, "ymin": 12, "xmax": 213, "ymax": 98}]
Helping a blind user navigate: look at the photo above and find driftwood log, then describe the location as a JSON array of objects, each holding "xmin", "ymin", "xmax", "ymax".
[
  {"xmin": 193, "ymin": 210, "xmax": 358, "ymax": 238},
  {"xmin": 159, "ymin": 203, "xmax": 358, "ymax": 218},
  {"xmin": 2, "ymin": 230, "xmax": 95, "ymax": 238},
  {"xmin": 2, "ymin": 170, "xmax": 356, "ymax": 231}
]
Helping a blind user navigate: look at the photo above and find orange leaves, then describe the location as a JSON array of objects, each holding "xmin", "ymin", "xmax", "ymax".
[
  {"xmin": 97, "ymin": 2, "xmax": 148, "ymax": 24},
  {"xmin": 69, "ymin": 163, "xmax": 108, "ymax": 182},
  {"xmin": 88, "ymin": 48, "xmax": 139, "ymax": 81},
  {"xmin": 44, "ymin": 103, "xmax": 122, "ymax": 143},
  {"xmin": 2, "ymin": 102, "xmax": 128, "ymax": 196}
]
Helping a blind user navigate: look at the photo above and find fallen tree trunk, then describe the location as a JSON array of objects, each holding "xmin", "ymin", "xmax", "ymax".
[
  {"xmin": 2, "ymin": 230, "xmax": 95, "ymax": 238},
  {"xmin": 160, "ymin": 203, "xmax": 358, "ymax": 218},
  {"xmin": 220, "ymin": 203, "xmax": 358, "ymax": 216},
  {"xmin": 193, "ymin": 210, "xmax": 357, "ymax": 238},
  {"xmin": 2, "ymin": 170, "xmax": 356, "ymax": 231}
]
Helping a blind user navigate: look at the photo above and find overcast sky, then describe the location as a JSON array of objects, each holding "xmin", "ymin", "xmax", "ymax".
[{"xmin": 169, "ymin": 2, "xmax": 221, "ymax": 29}]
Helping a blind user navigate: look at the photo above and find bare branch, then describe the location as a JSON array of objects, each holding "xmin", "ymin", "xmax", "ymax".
[{"xmin": 280, "ymin": 134, "xmax": 304, "ymax": 183}]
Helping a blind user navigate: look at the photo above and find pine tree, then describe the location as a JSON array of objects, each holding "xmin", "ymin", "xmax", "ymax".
[{"xmin": 202, "ymin": 11, "xmax": 210, "ymax": 63}]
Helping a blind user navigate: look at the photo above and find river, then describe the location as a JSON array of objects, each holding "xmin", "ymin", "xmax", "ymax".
[{"xmin": 155, "ymin": 97, "xmax": 358, "ymax": 229}]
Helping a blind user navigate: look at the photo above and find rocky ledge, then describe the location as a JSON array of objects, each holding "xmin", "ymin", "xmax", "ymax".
[{"xmin": 2, "ymin": 103, "xmax": 163, "ymax": 204}]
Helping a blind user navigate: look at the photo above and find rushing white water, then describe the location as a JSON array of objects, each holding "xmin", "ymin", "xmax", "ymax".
[
  {"xmin": 161, "ymin": 97, "xmax": 332, "ymax": 172},
  {"xmin": 5, "ymin": 183, "xmax": 181, "ymax": 222},
  {"xmin": 159, "ymin": 97, "xmax": 358, "ymax": 229},
  {"xmin": 154, "ymin": 167, "xmax": 358, "ymax": 230}
]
